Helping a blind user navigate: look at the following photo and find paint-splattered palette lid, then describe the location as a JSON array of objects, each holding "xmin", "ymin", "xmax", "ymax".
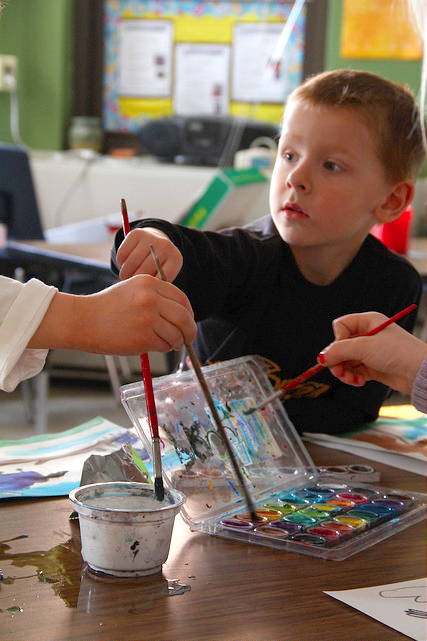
[
  {"xmin": 121, "ymin": 356, "xmax": 426, "ymax": 560},
  {"xmin": 120, "ymin": 355, "xmax": 317, "ymax": 527}
]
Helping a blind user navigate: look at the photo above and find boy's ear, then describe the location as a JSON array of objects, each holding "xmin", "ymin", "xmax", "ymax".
[{"xmin": 373, "ymin": 180, "xmax": 415, "ymax": 224}]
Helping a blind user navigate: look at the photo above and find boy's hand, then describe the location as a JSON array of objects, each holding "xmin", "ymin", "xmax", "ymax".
[{"xmin": 116, "ymin": 227, "xmax": 183, "ymax": 283}]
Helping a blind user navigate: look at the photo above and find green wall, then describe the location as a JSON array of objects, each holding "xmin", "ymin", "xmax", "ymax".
[
  {"xmin": 325, "ymin": 1, "xmax": 422, "ymax": 97},
  {"xmin": 0, "ymin": 1, "xmax": 423, "ymax": 152},
  {"xmin": 0, "ymin": 0, "xmax": 72, "ymax": 150}
]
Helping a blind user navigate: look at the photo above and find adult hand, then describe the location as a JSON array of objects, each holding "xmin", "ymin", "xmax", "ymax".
[
  {"xmin": 318, "ymin": 311, "xmax": 426, "ymax": 395},
  {"xmin": 29, "ymin": 274, "xmax": 197, "ymax": 355},
  {"xmin": 116, "ymin": 227, "xmax": 183, "ymax": 283}
]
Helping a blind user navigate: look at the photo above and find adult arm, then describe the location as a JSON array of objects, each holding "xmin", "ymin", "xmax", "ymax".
[
  {"xmin": 411, "ymin": 358, "xmax": 427, "ymax": 413},
  {"xmin": 28, "ymin": 275, "xmax": 196, "ymax": 355},
  {"xmin": 1, "ymin": 274, "xmax": 196, "ymax": 393},
  {"xmin": 0, "ymin": 276, "xmax": 57, "ymax": 391}
]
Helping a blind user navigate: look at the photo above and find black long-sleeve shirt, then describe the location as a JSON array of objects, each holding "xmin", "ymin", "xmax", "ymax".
[{"xmin": 112, "ymin": 216, "xmax": 421, "ymax": 435}]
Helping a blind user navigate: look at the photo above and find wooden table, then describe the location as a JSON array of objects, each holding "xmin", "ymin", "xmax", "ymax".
[{"xmin": 1, "ymin": 445, "xmax": 425, "ymax": 641}]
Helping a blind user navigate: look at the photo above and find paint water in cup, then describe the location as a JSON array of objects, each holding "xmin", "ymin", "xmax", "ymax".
[{"xmin": 69, "ymin": 482, "xmax": 186, "ymax": 577}]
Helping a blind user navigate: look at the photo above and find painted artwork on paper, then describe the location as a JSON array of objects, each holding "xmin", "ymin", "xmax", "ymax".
[{"xmin": 0, "ymin": 417, "xmax": 147, "ymax": 499}]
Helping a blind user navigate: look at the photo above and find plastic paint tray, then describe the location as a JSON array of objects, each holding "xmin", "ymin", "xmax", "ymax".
[{"xmin": 120, "ymin": 356, "xmax": 426, "ymax": 561}]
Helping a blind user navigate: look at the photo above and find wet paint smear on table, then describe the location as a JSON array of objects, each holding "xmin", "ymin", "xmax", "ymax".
[{"xmin": 0, "ymin": 532, "xmax": 191, "ymax": 616}]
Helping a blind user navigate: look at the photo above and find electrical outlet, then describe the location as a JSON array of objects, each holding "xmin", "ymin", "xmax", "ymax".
[{"xmin": 0, "ymin": 54, "xmax": 18, "ymax": 92}]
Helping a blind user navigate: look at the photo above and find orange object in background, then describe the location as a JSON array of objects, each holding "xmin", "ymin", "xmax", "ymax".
[
  {"xmin": 110, "ymin": 147, "xmax": 137, "ymax": 158},
  {"xmin": 371, "ymin": 205, "xmax": 413, "ymax": 255}
]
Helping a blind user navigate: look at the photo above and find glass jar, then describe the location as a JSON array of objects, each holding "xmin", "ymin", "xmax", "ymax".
[{"xmin": 68, "ymin": 116, "xmax": 103, "ymax": 152}]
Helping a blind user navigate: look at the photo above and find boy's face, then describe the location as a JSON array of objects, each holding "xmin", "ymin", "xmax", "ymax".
[{"xmin": 270, "ymin": 99, "xmax": 393, "ymax": 252}]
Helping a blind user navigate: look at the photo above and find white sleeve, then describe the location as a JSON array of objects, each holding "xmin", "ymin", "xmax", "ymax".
[{"xmin": 0, "ymin": 276, "xmax": 58, "ymax": 392}]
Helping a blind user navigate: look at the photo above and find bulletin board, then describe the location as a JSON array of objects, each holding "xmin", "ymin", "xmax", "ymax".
[{"xmin": 104, "ymin": 1, "xmax": 306, "ymax": 132}]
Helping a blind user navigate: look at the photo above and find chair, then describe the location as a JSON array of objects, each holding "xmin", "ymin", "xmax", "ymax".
[
  {"xmin": 0, "ymin": 143, "xmax": 124, "ymax": 432},
  {"xmin": 0, "ymin": 142, "xmax": 44, "ymax": 241}
]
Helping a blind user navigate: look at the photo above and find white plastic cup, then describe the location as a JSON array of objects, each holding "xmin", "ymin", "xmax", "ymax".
[{"xmin": 69, "ymin": 482, "xmax": 186, "ymax": 577}]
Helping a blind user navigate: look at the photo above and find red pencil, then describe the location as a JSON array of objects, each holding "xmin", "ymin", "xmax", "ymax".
[
  {"xmin": 121, "ymin": 198, "xmax": 164, "ymax": 501},
  {"xmin": 246, "ymin": 303, "xmax": 417, "ymax": 414}
]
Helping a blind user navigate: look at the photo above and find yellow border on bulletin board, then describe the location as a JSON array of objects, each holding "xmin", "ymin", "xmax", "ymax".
[
  {"xmin": 175, "ymin": 15, "xmax": 236, "ymax": 43},
  {"xmin": 118, "ymin": 12, "xmax": 285, "ymax": 124},
  {"xmin": 119, "ymin": 98, "xmax": 174, "ymax": 119},
  {"xmin": 340, "ymin": 0, "xmax": 422, "ymax": 60},
  {"xmin": 106, "ymin": 2, "xmax": 305, "ymax": 129}
]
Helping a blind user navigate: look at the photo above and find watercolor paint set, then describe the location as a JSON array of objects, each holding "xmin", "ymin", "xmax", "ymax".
[{"xmin": 120, "ymin": 356, "xmax": 426, "ymax": 561}]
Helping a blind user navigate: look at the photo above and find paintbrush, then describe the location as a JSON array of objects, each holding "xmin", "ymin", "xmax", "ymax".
[
  {"xmin": 149, "ymin": 244, "xmax": 259, "ymax": 523},
  {"xmin": 245, "ymin": 303, "xmax": 417, "ymax": 415},
  {"xmin": 121, "ymin": 199, "xmax": 164, "ymax": 502}
]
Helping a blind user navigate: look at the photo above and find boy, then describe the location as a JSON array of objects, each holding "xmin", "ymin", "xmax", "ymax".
[{"xmin": 112, "ymin": 70, "xmax": 425, "ymax": 435}]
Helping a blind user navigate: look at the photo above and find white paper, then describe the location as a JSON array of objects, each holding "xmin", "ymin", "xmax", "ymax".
[
  {"xmin": 232, "ymin": 22, "xmax": 291, "ymax": 103},
  {"xmin": 118, "ymin": 19, "xmax": 173, "ymax": 97},
  {"xmin": 325, "ymin": 578, "xmax": 427, "ymax": 641},
  {"xmin": 174, "ymin": 43, "xmax": 230, "ymax": 116},
  {"xmin": 303, "ymin": 433, "xmax": 427, "ymax": 476}
]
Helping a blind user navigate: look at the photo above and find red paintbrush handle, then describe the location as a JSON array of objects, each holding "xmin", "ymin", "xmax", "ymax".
[
  {"xmin": 279, "ymin": 304, "xmax": 417, "ymax": 394},
  {"xmin": 281, "ymin": 363, "xmax": 324, "ymax": 393},
  {"xmin": 140, "ymin": 353, "xmax": 159, "ymax": 438},
  {"xmin": 121, "ymin": 198, "xmax": 159, "ymax": 440},
  {"xmin": 121, "ymin": 198, "xmax": 164, "ymax": 498},
  {"xmin": 364, "ymin": 303, "xmax": 417, "ymax": 336},
  {"xmin": 121, "ymin": 198, "xmax": 130, "ymax": 235},
  {"xmin": 246, "ymin": 303, "xmax": 418, "ymax": 415}
]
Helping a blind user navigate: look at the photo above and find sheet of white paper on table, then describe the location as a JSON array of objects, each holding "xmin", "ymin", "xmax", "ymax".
[
  {"xmin": 325, "ymin": 577, "xmax": 427, "ymax": 641},
  {"xmin": 303, "ymin": 433, "xmax": 427, "ymax": 476},
  {"xmin": 303, "ymin": 412, "xmax": 427, "ymax": 476}
]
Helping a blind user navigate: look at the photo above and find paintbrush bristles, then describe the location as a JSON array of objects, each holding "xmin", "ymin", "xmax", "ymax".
[
  {"xmin": 246, "ymin": 363, "xmax": 324, "ymax": 414},
  {"xmin": 153, "ymin": 437, "xmax": 164, "ymax": 501}
]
